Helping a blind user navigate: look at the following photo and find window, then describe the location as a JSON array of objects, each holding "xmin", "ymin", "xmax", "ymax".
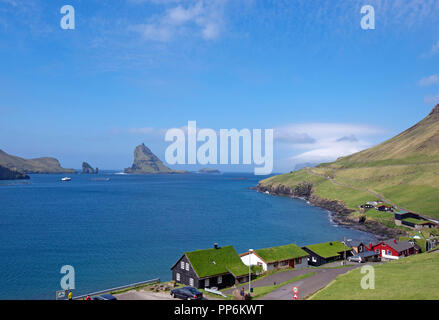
[
  {"xmin": 218, "ymin": 276, "xmax": 222, "ymax": 284},
  {"xmin": 375, "ymin": 249, "xmax": 379, "ymax": 254},
  {"xmin": 180, "ymin": 261, "xmax": 185, "ymax": 269},
  {"xmin": 205, "ymin": 278, "xmax": 209, "ymax": 287},
  {"xmin": 185, "ymin": 262, "xmax": 189, "ymax": 271},
  {"xmin": 312, "ymin": 257, "xmax": 317, "ymax": 262},
  {"xmin": 297, "ymin": 258, "xmax": 302, "ymax": 264},
  {"xmin": 387, "ymin": 250, "xmax": 392, "ymax": 255},
  {"xmin": 176, "ymin": 273, "xmax": 180, "ymax": 282},
  {"xmin": 189, "ymin": 278, "xmax": 194, "ymax": 287}
]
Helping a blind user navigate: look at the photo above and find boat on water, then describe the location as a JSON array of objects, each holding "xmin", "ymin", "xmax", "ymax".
[{"xmin": 61, "ymin": 177, "xmax": 71, "ymax": 182}]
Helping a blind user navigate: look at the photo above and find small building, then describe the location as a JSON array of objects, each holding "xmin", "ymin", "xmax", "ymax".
[
  {"xmin": 394, "ymin": 211, "xmax": 437, "ymax": 230},
  {"xmin": 357, "ymin": 250, "xmax": 380, "ymax": 262},
  {"xmin": 302, "ymin": 241, "xmax": 352, "ymax": 266},
  {"xmin": 377, "ymin": 204, "xmax": 393, "ymax": 212},
  {"xmin": 240, "ymin": 243, "xmax": 309, "ymax": 272},
  {"xmin": 170, "ymin": 244, "xmax": 249, "ymax": 290},
  {"xmin": 367, "ymin": 239, "xmax": 418, "ymax": 261},
  {"xmin": 345, "ymin": 240, "xmax": 366, "ymax": 254}
]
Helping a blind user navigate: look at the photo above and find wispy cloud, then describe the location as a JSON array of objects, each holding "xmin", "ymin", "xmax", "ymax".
[
  {"xmin": 424, "ymin": 92, "xmax": 439, "ymax": 106},
  {"xmin": 275, "ymin": 122, "xmax": 384, "ymax": 165},
  {"xmin": 130, "ymin": 0, "xmax": 227, "ymax": 42},
  {"xmin": 421, "ymin": 41, "xmax": 439, "ymax": 58},
  {"xmin": 419, "ymin": 74, "xmax": 439, "ymax": 86}
]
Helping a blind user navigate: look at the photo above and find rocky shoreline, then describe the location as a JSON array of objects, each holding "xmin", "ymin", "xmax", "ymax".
[{"xmin": 255, "ymin": 182, "xmax": 407, "ymax": 240}]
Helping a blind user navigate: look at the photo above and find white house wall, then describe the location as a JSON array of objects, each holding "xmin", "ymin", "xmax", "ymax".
[{"xmin": 240, "ymin": 253, "xmax": 267, "ymax": 271}]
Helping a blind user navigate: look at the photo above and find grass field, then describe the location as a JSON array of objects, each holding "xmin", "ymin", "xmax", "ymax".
[{"xmin": 310, "ymin": 252, "xmax": 439, "ymax": 300}]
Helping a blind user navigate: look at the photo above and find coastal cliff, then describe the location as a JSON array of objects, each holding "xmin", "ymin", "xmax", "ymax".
[
  {"xmin": 0, "ymin": 165, "xmax": 30, "ymax": 180},
  {"xmin": 256, "ymin": 182, "xmax": 406, "ymax": 240}
]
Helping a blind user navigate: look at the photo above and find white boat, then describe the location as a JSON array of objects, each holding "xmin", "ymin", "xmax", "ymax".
[{"xmin": 61, "ymin": 177, "xmax": 71, "ymax": 182}]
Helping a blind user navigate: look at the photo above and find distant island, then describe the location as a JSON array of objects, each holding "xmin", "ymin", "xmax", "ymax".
[
  {"xmin": 124, "ymin": 143, "xmax": 187, "ymax": 174},
  {"xmin": 198, "ymin": 168, "xmax": 221, "ymax": 174},
  {"xmin": 0, "ymin": 149, "xmax": 75, "ymax": 174},
  {"xmin": 0, "ymin": 165, "xmax": 29, "ymax": 180},
  {"xmin": 257, "ymin": 104, "xmax": 439, "ymax": 239},
  {"xmin": 82, "ymin": 162, "xmax": 98, "ymax": 174}
]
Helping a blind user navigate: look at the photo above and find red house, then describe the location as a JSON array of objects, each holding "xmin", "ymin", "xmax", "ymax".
[{"xmin": 366, "ymin": 239, "xmax": 418, "ymax": 261}]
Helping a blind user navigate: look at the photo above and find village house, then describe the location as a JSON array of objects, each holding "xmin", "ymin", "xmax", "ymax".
[
  {"xmin": 170, "ymin": 244, "xmax": 249, "ymax": 290},
  {"xmin": 366, "ymin": 239, "xmax": 419, "ymax": 261},
  {"xmin": 345, "ymin": 240, "xmax": 366, "ymax": 254},
  {"xmin": 240, "ymin": 243, "xmax": 309, "ymax": 271},
  {"xmin": 376, "ymin": 204, "xmax": 393, "ymax": 212},
  {"xmin": 302, "ymin": 241, "xmax": 352, "ymax": 266},
  {"xmin": 394, "ymin": 210, "xmax": 437, "ymax": 230}
]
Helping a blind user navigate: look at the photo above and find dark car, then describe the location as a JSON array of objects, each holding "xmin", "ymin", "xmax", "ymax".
[
  {"xmin": 92, "ymin": 294, "xmax": 117, "ymax": 300},
  {"xmin": 170, "ymin": 287, "xmax": 203, "ymax": 300}
]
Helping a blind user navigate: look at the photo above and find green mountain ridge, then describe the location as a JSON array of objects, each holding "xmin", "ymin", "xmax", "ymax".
[
  {"xmin": 259, "ymin": 104, "xmax": 439, "ymax": 219},
  {"xmin": 0, "ymin": 149, "xmax": 75, "ymax": 174}
]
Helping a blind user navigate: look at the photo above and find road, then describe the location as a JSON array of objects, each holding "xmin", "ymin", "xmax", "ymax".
[{"xmin": 259, "ymin": 266, "xmax": 358, "ymax": 300}]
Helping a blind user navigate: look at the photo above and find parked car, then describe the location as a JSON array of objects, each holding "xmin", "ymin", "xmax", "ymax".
[
  {"xmin": 170, "ymin": 287, "xmax": 203, "ymax": 300},
  {"xmin": 347, "ymin": 255, "xmax": 364, "ymax": 263},
  {"xmin": 92, "ymin": 294, "xmax": 117, "ymax": 300}
]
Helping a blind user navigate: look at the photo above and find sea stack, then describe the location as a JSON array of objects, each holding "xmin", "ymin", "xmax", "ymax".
[
  {"xmin": 82, "ymin": 162, "xmax": 97, "ymax": 174},
  {"xmin": 124, "ymin": 143, "xmax": 186, "ymax": 174}
]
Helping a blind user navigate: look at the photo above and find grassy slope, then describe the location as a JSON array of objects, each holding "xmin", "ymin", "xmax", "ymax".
[
  {"xmin": 260, "ymin": 109, "xmax": 439, "ymax": 218},
  {"xmin": 311, "ymin": 252, "xmax": 439, "ymax": 300}
]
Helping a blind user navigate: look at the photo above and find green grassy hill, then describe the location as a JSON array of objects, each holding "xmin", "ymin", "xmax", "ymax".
[
  {"xmin": 0, "ymin": 149, "xmax": 75, "ymax": 174},
  {"xmin": 310, "ymin": 251, "xmax": 439, "ymax": 300},
  {"xmin": 259, "ymin": 105, "xmax": 439, "ymax": 219}
]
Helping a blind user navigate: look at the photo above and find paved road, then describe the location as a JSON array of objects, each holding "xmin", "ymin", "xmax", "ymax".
[
  {"xmin": 223, "ymin": 268, "xmax": 317, "ymax": 295},
  {"xmin": 260, "ymin": 266, "xmax": 358, "ymax": 300}
]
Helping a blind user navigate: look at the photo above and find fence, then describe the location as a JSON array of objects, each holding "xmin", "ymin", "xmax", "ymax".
[{"xmin": 70, "ymin": 278, "xmax": 160, "ymax": 300}]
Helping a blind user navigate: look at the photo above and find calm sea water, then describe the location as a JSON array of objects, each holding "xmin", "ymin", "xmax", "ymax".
[{"xmin": 0, "ymin": 172, "xmax": 375, "ymax": 299}]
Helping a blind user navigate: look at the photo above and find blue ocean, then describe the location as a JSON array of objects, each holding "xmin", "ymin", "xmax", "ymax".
[{"xmin": 0, "ymin": 172, "xmax": 375, "ymax": 299}]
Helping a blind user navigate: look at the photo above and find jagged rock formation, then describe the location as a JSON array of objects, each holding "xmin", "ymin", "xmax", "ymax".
[
  {"xmin": 124, "ymin": 144, "xmax": 187, "ymax": 174},
  {"xmin": 82, "ymin": 162, "xmax": 97, "ymax": 174},
  {"xmin": 0, "ymin": 165, "xmax": 30, "ymax": 180},
  {"xmin": 0, "ymin": 149, "xmax": 75, "ymax": 174}
]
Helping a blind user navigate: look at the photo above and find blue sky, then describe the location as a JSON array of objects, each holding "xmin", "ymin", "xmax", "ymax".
[{"xmin": 1, "ymin": 0, "xmax": 439, "ymax": 172}]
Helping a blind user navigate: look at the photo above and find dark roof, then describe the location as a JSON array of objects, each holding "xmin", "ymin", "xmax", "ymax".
[
  {"xmin": 345, "ymin": 240, "xmax": 364, "ymax": 248},
  {"xmin": 358, "ymin": 251, "xmax": 379, "ymax": 258},
  {"xmin": 383, "ymin": 239, "xmax": 415, "ymax": 252}
]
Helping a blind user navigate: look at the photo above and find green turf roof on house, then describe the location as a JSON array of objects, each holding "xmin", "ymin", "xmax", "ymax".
[
  {"xmin": 403, "ymin": 217, "xmax": 433, "ymax": 225},
  {"xmin": 185, "ymin": 245, "xmax": 248, "ymax": 279},
  {"xmin": 303, "ymin": 241, "xmax": 350, "ymax": 259},
  {"xmin": 254, "ymin": 244, "xmax": 309, "ymax": 263}
]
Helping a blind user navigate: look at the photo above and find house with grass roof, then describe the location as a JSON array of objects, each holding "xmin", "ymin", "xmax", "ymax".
[
  {"xmin": 394, "ymin": 210, "xmax": 437, "ymax": 230},
  {"xmin": 302, "ymin": 241, "xmax": 352, "ymax": 266},
  {"xmin": 239, "ymin": 243, "xmax": 309, "ymax": 271},
  {"xmin": 170, "ymin": 244, "xmax": 250, "ymax": 290}
]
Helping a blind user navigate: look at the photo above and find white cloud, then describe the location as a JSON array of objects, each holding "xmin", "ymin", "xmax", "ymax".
[
  {"xmin": 131, "ymin": 0, "xmax": 226, "ymax": 42},
  {"xmin": 274, "ymin": 122, "xmax": 384, "ymax": 165},
  {"xmin": 419, "ymin": 74, "xmax": 439, "ymax": 86}
]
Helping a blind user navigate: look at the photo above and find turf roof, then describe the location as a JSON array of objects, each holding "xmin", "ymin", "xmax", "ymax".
[
  {"xmin": 254, "ymin": 243, "xmax": 308, "ymax": 263},
  {"xmin": 185, "ymin": 245, "xmax": 248, "ymax": 279},
  {"xmin": 303, "ymin": 241, "xmax": 349, "ymax": 258}
]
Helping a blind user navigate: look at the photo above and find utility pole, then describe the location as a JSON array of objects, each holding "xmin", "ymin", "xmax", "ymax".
[
  {"xmin": 248, "ymin": 249, "xmax": 253, "ymax": 295},
  {"xmin": 344, "ymin": 236, "xmax": 346, "ymax": 265}
]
